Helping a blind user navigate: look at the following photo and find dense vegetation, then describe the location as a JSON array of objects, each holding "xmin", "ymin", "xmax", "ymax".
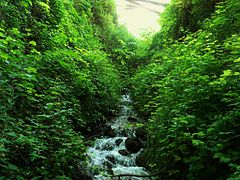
[
  {"xmin": 1, "ymin": 0, "xmax": 240, "ymax": 179},
  {"xmin": 131, "ymin": 0, "xmax": 240, "ymax": 179},
  {"xmin": 0, "ymin": 0, "xmax": 126, "ymax": 178}
]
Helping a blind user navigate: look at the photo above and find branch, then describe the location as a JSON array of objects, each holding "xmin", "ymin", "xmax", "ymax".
[{"xmin": 18, "ymin": 152, "xmax": 36, "ymax": 172}]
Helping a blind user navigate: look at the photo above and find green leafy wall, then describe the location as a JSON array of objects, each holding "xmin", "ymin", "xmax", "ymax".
[
  {"xmin": 0, "ymin": 0, "xmax": 121, "ymax": 178},
  {"xmin": 131, "ymin": 0, "xmax": 240, "ymax": 178}
]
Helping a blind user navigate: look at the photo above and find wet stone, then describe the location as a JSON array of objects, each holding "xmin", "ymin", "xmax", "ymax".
[
  {"xmin": 103, "ymin": 126, "xmax": 116, "ymax": 137},
  {"xmin": 115, "ymin": 139, "xmax": 123, "ymax": 146},
  {"xmin": 106, "ymin": 155, "xmax": 116, "ymax": 164},
  {"xmin": 103, "ymin": 160, "xmax": 113, "ymax": 169},
  {"xmin": 107, "ymin": 168, "xmax": 114, "ymax": 175},
  {"xmin": 125, "ymin": 137, "xmax": 143, "ymax": 154},
  {"xmin": 108, "ymin": 129, "xmax": 116, "ymax": 138},
  {"xmin": 118, "ymin": 149, "xmax": 129, "ymax": 156}
]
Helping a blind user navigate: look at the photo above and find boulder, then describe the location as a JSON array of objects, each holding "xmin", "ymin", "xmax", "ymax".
[
  {"xmin": 118, "ymin": 149, "xmax": 129, "ymax": 156},
  {"xmin": 107, "ymin": 168, "xmax": 114, "ymax": 175},
  {"xmin": 106, "ymin": 155, "xmax": 116, "ymax": 164},
  {"xmin": 135, "ymin": 128, "xmax": 147, "ymax": 141},
  {"xmin": 103, "ymin": 160, "xmax": 113, "ymax": 170},
  {"xmin": 125, "ymin": 138, "xmax": 143, "ymax": 154},
  {"xmin": 115, "ymin": 139, "xmax": 123, "ymax": 146},
  {"xmin": 107, "ymin": 129, "xmax": 116, "ymax": 138},
  {"xmin": 103, "ymin": 126, "xmax": 116, "ymax": 137}
]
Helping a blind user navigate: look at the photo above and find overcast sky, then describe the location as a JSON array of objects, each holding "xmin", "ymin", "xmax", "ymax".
[{"xmin": 115, "ymin": 0, "xmax": 170, "ymax": 37}]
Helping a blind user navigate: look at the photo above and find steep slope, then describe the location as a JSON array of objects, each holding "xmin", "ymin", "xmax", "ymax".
[
  {"xmin": 0, "ymin": 0, "xmax": 121, "ymax": 178},
  {"xmin": 131, "ymin": 0, "xmax": 240, "ymax": 179}
]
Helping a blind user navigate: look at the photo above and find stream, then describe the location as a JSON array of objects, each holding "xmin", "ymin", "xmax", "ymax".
[{"xmin": 85, "ymin": 94, "xmax": 149, "ymax": 179}]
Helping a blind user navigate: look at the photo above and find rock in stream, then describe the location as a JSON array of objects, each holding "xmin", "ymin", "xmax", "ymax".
[{"xmin": 84, "ymin": 94, "xmax": 149, "ymax": 179}]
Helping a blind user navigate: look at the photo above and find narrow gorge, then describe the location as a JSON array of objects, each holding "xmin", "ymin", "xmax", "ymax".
[
  {"xmin": 1, "ymin": 0, "xmax": 239, "ymax": 179},
  {"xmin": 85, "ymin": 94, "xmax": 149, "ymax": 179}
]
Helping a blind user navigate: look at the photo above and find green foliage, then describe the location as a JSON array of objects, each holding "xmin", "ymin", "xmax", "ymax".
[
  {"xmin": 131, "ymin": 0, "xmax": 240, "ymax": 178},
  {"xmin": 0, "ymin": 0, "xmax": 121, "ymax": 178},
  {"xmin": 150, "ymin": 0, "xmax": 225, "ymax": 52},
  {"xmin": 2, "ymin": 0, "xmax": 239, "ymax": 178},
  {"xmin": 90, "ymin": 0, "xmax": 150, "ymax": 83},
  {"xmin": 91, "ymin": 0, "xmax": 117, "ymax": 29}
]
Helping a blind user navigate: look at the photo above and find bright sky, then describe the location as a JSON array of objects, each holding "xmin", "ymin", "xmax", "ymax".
[{"xmin": 115, "ymin": 0, "xmax": 170, "ymax": 37}]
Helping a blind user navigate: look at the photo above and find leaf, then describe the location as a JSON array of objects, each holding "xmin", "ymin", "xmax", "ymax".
[
  {"xmin": 26, "ymin": 67, "xmax": 37, "ymax": 74},
  {"xmin": 6, "ymin": 132, "xmax": 17, "ymax": 138},
  {"xmin": 221, "ymin": 70, "xmax": 232, "ymax": 77},
  {"xmin": 8, "ymin": 164, "xmax": 18, "ymax": 171},
  {"xmin": 214, "ymin": 153, "xmax": 231, "ymax": 163},
  {"xmin": 29, "ymin": 41, "xmax": 37, "ymax": 46},
  {"xmin": 193, "ymin": 131, "xmax": 205, "ymax": 137},
  {"xmin": 192, "ymin": 139, "xmax": 204, "ymax": 146}
]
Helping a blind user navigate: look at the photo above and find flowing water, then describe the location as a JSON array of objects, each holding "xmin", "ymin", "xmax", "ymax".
[{"xmin": 86, "ymin": 95, "xmax": 149, "ymax": 179}]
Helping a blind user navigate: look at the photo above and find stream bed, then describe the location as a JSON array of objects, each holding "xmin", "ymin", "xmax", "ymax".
[{"xmin": 85, "ymin": 94, "xmax": 149, "ymax": 179}]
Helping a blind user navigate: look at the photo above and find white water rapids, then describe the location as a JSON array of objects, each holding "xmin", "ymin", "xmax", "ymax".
[{"xmin": 85, "ymin": 95, "xmax": 149, "ymax": 179}]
